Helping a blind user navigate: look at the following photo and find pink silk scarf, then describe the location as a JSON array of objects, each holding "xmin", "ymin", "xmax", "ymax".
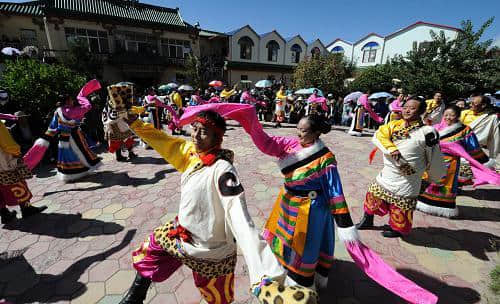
[
  {"xmin": 359, "ymin": 94, "xmax": 384, "ymax": 123},
  {"xmin": 0, "ymin": 113, "xmax": 17, "ymax": 121},
  {"xmin": 434, "ymin": 120, "xmax": 500, "ymax": 187},
  {"xmin": 180, "ymin": 103, "xmax": 438, "ymax": 303}
]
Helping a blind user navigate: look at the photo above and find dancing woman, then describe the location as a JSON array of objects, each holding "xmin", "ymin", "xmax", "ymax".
[
  {"xmin": 357, "ymin": 98, "xmax": 446, "ymax": 237},
  {"xmin": 24, "ymin": 80, "xmax": 102, "ymax": 182},
  {"xmin": 181, "ymin": 103, "xmax": 439, "ymax": 304},
  {"xmin": 417, "ymin": 105, "xmax": 500, "ymax": 217},
  {"xmin": 118, "ymin": 110, "xmax": 318, "ymax": 304}
]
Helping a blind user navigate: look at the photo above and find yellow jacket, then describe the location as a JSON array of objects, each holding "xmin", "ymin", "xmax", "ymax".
[
  {"xmin": 170, "ymin": 92, "xmax": 183, "ymax": 109},
  {"xmin": 220, "ymin": 89, "xmax": 236, "ymax": 99},
  {"xmin": 129, "ymin": 119, "xmax": 200, "ymax": 173},
  {"xmin": 0, "ymin": 121, "xmax": 20, "ymax": 157},
  {"xmin": 276, "ymin": 90, "xmax": 286, "ymax": 100},
  {"xmin": 460, "ymin": 109, "xmax": 484, "ymax": 126}
]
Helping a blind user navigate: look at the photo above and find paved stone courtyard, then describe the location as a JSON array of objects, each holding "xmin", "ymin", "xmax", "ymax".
[{"xmin": 0, "ymin": 123, "xmax": 498, "ymax": 304}]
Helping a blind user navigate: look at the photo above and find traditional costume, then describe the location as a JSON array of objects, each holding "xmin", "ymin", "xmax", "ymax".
[
  {"xmin": 423, "ymin": 99, "xmax": 445, "ymax": 125},
  {"xmin": 181, "ymin": 103, "xmax": 440, "ymax": 304},
  {"xmin": 103, "ymin": 83, "xmax": 137, "ymax": 161},
  {"xmin": 24, "ymin": 80, "xmax": 102, "ymax": 182},
  {"xmin": 363, "ymin": 120, "xmax": 445, "ymax": 234},
  {"xmin": 0, "ymin": 113, "xmax": 45, "ymax": 224},
  {"xmin": 118, "ymin": 113, "xmax": 318, "ymax": 304},
  {"xmin": 460, "ymin": 109, "xmax": 499, "ymax": 168},
  {"xmin": 348, "ymin": 94, "xmax": 384, "ymax": 136},
  {"xmin": 417, "ymin": 120, "xmax": 499, "ymax": 217}
]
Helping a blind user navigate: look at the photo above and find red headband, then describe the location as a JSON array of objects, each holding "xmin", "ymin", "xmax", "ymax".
[{"xmin": 193, "ymin": 116, "xmax": 225, "ymax": 139}]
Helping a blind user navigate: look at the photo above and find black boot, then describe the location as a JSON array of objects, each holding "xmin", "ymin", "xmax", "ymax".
[
  {"xmin": 21, "ymin": 204, "xmax": 47, "ymax": 218},
  {"xmin": 119, "ymin": 273, "xmax": 152, "ymax": 304},
  {"xmin": 116, "ymin": 150, "xmax": 127, "ymax": 162},
  {"xmin": 381, "ymin": 228, "xmax": 403, "ymax": 238},
  {"xmin": 128, "ymin": 149, "xmax": 138, "ymax": 160},
  {"xmin": 0, "ymin": 208, "xmax": 17, "ymax": 224},
  {"xmin": 355, "ymin": 213, "xmax": 374, "ymax": 230}
]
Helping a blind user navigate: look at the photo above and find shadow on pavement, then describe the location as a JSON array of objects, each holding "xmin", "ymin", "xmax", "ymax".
[
  {"xmin": 0, "ymin": 229, "xmax": 136, "ymax": 303},
  {"xmin": 43, "ymin": 168, "xmax": 175, "ymax": 195},
  {"xmin": 454, "ymin": 205, "xmax": 500, "ymax": 222},
  {"xmin": 402, "ymin": 227, "xmax": 498, "ymax": 261},
  {"xmin": 3, "ymin": 213, "xmax": 124, "ymax": 238},
  {"xmin": 129, "ymin": 156, "xmax": 167, "ymax": 165},
  {"xmin": 397, "ymin": 268, "xmax": 481, "ymax": 304},
  {"xmin": 459, "ymin": 188, "xmax": 500, "ymax": 201},
  {"xmin": 320, "ymin": 260, "xmax": 480, "ymax": 304}
]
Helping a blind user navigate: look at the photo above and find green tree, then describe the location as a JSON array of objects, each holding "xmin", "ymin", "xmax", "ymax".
[
  {"xmin": 349, "ymin": 63, "xmax": 397, "ymax": 93},
  {"xmin": 182, "ymin": 54, "xmax": 203, "ymax": 89},
  {"xmin": 0, "ymin": 58, "xmax": 86, "ymax": 133},
  {"xmin": 60, "ymin": 38, "xmax": 104, "ymax": 78},
  {"xmin": 293, "ymin": 53, "xmax": 355, "ymax": 96}
]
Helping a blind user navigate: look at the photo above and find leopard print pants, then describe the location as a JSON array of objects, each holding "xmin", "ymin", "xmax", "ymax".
[{"xmin": 153, "ymin": 221, "xmax": 237, "ymax": 279}]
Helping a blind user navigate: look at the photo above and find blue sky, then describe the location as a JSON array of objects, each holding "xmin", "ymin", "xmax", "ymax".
[
  {"xmin": 8, "ymin": 0, "xmax": 500, "ymax": 44},
  {"xmin": 148, "ymin": 0, "xmax": 499, "ymax": 44}
]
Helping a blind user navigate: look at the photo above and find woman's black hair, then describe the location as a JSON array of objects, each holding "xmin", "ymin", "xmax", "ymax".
[
  {"xmin": 444, "ymin": 104, "xmax": 462, "ymax": 117},
  {"xmin": 304, "ymin": 114, "xmax": 331, "ymax": 134},
  {"xmin": 196, "ymin": 110, "xmax": 227, "ymax": 133}
]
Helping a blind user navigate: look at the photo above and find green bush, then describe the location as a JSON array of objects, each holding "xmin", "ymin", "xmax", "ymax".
[
  {"xmin": 0, "ymin": 58, "xmax": 86, "ymax": 134},
  {"xmin": 293, "ymin": 53, "xmax": 355, "ymax": 96},
  {"xmin": 491, "ymin": 265, "xmax": 500, "ymax": 295}
]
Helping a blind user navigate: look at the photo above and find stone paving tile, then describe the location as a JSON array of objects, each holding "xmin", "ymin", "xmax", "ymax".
[{"xmin": 1, "ymin": 125, "xmax": 498, "ymax": 303}]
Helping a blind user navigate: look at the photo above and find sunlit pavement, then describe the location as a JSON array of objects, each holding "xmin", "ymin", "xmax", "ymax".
[{"xmin": 1, "ymin": 123, "xmax": 498, "ymax": 304}]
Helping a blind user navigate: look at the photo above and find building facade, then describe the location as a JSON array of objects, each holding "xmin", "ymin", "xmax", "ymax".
[
  {"xmin": 327, "ymin": 21, "xmax": 461, "ymax": 68},
  {"xmin": 224, "ymin": 25, "xmax": 327, "ymax": 85},
  {"xmin": 0, "ymin": 0, "xmax": 199, "ymax": 86}
]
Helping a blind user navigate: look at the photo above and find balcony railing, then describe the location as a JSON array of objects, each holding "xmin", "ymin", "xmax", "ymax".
[{"xmin": 108, "ymin": 51, "xmax": 185, "ymax": 66}]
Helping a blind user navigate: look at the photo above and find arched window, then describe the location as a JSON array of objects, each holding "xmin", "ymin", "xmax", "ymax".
[
  {"xmin": 266, "ymin": 40, "xmax": 280, "ymax": 62},
  {"xmin": 361, "ymin": 41, "xmax": 379, "ymax": 63},
  {"xmin": 311, "ymin": 46, "xmax": 321, "ymax": 57},
  {"xmin": 291, "ymin": 44, "xmax": 302, "ymax": 63},
  {"xmin": 331, "ymin": 46, "xmax": 344, "ymax": 53},
  {"xmin": 238, "ymin": 36, "xmax": 254, "ymax": 60}
]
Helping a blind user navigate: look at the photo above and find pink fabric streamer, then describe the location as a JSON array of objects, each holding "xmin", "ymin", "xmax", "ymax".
[
  {"xmin": 180, "ymin": 103, "xmax": 299, "ymax": 158},
  {"xmin": 0, "ymin": 113, "xmax": 18, "ymax": 121},
  {"xmin": 62, "ymin": 79, "xmax": 101, "ymax": 120},
  {"xmin": 433, "ymin": 119, "xmax": 500, "ymax": 187},
  {"xmin": 145, "ymin": 95, "xmax": 180, "ymax": 130},
  {"xmin": 345, "ymin": 242, "xmax": 438, "ymax": 304},
  {"xmin": 440, "ymin": 141, "xmax": 500, "ymax": 187},
  {"xmin": 308, "ymin": 95, "xmax": 328, "ymax": 112},
  {"xmin": 23, "ymin": 143, "xmax": 48, "ymax": 170},
  {"xmin": 389, "ymin": 99, "xmax": 403, "ymax": 113},
  {"xmin": 359, "ymin": 94, "xmax": 384, "ymax": 123}
]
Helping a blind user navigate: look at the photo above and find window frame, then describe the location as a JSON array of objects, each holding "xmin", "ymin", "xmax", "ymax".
[
  {"xmin": 64, "ymin": 27, "xmax": 109, "ymax": 53},
  {"xmin": 290, "ymin": 44, "xmax": 302, "ymax": 63},
  {"xmin": 238, "ymin": 36, "xmax": 254, "ymax": 60}
]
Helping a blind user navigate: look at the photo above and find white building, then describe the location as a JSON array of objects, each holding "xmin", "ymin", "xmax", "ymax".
[
  {"xmin": 327, "ymin": 21, "xmax": 461, "ymax": 68},
  {"xmin": 225, "ymin": 25, "xmax": 327, "ymax": 85}
]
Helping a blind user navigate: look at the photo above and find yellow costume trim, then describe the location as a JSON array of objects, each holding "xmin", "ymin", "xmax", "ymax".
[
  {"xmin": 0, "ymin": 121, "xmax": 21, "ymax": 157},
  {"xmin": 460, "ymin": 109, "xmax": 484, "ymax": 126}
]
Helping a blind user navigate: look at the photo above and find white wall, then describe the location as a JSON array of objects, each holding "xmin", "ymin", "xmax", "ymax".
[
  {"xmin": 383, "ymin": 25, "xmax": 459, "ymax": 63},
  {"xmin": 285, "ymin": 36, "xmax": 307, "ymax": 65},
  {"xmin": 229, "ymin": 26, "xmax": 259, "ymax": 63},
  {"xmin": 259, "ymin": 31, "xmax": 285, "ymax": 65},
  {"xmin": 307, "ymin": 40, "xmax": 327, "ymax": 56},
  {"xmin": 327, "ymin": 40, "xmax": 353, "ymax": 62},
  {"xmin": 352, "ymin": 34, "xmax": 385, "ymax": 67}
]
